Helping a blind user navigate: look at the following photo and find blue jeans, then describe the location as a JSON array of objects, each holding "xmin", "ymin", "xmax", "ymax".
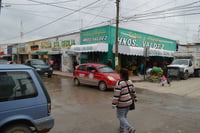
[{"xmin": 116, "ymin": 107, "xmax": 133, "ymax": 132}]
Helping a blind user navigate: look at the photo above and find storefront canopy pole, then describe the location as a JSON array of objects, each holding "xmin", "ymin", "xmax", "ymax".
[{"xmin": 115, "ymin": 0, "xmax": 120, "ymax": 72}]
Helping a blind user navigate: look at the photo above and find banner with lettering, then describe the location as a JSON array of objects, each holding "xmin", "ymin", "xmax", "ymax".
[
  {"xmin": 62, "ymin": 40, "xmax": 76, "ymax": 48},
  {"xmin": 41, "ymin": 41, "xmax": 51, "ymax": 49},
  {"xmin": 110, "ymin": 26, "xmax": 177, "ymax": 51},
  {"xmin": 81, "ymin": 25, "xmax": 176, "ymax": 51},
  {"xmin": 53, "ymin": 41, "xmax": 60, "ymax": 48},
  {"xmin": 81, "ymin": 26, "xmax": 109, "ymax": 44}
]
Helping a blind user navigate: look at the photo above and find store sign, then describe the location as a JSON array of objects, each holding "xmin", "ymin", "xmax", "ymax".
[
  {"xmin": 41, "ymin": 41, "xmax": 51, "ymax": 49},
  {"xmin": 115, "ymin": 28, "xmax": 176, "ymax": 51},
  {"xmin": 62, "ymin": 40, "xmax": 75, "ymax": 48},
  {"xmin": 118, "ymin": 37, "xmax": 137, "ymax": 47},
  {"xmin": 54, "ymin": 41, "xmax": 60, "ymax": 48},
  {"xmin": 31, "ymin": 45, "xmax": 39, "ymax": 51},
  {"xmin": 81, "ymin": 25, "xmax": 176, "ymax": 51},
  {"xmin": 81, "ymin": 26, "xmax": 109, "ymax": 44}
]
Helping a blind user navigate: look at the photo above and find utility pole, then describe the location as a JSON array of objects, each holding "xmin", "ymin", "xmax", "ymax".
[
  {"xmin": 198, "ymin": 25, "xmax": 200, "ymax": 41},
  {"xmin": 115, "ymin": 0, "xmax": 120, "ymax": 72}
]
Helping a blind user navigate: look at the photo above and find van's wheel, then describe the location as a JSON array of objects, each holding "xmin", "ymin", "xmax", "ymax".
[
  {"xmin": 74, "ymin": 78, "xmax": 80, "ymax": 86},
  {"xmin": 3, "ymin": 124, "xmax": 32, "ymax": 133},
  {"xmin": 98, "ymin": 81, "xmax": 107, "ymax": 91},
  {"xmin": 183, "ymin": 71, "xmax": 189, "ymax": 80}
]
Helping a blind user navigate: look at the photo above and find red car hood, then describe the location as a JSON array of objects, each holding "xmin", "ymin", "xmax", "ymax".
[{"xmin": 103, "ymin": 73, "xmax": 120, "ymax": 80}]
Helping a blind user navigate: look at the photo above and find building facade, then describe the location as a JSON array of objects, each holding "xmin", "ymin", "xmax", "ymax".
[
  {"xmin": 1, "ymin": 25, "xmax": 177, "ymax": 74},
  {"xmin": 71, "ymin": 25, "xmax": 177, "ymax": 74}
]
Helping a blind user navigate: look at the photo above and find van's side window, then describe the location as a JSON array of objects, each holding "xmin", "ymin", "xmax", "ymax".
[{"xmin": 0, "ymin": 71, "xmax": 38, "ymax": 102}]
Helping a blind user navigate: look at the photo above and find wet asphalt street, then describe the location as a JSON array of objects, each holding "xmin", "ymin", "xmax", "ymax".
[{"xmin": 41, "ymin": 75, "xmax": 200, "ymax": 133}]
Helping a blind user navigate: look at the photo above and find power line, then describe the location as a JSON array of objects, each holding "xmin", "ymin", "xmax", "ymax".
[
  {"xmin": 3, "ymin": 0, "xmax": 78, "ymax": 6},
  {"xmin": 142, "ymin": 0, "xmax": 175, "ymax": 13},
  {"xmin": 123, "ymin": 0, "xmax": 200, "ymax": 20},
  {"xmin": 85, "ymin": 0, "xmax": 109, "ymax": 27},
  {"xmin": 122, "ymin": 12, "xmax": 200, "ymax": 22},
  {"xmin": 2, "ymin": 0, "xmax": 200, "ymax": 43},
  {"xmin": 1, "ymin": 0, "xmax": 101, "ymax": 42},
  {"xmin": 127, "ymin": 7, "xmax": 200, "ymax": 21},
  {"xmin": 123, "ymin": 0, "xmax": 155, "ymax": 15},
  {"xmin": 27, "ymin": 0, "xmax": 110, "ymax": 19}
]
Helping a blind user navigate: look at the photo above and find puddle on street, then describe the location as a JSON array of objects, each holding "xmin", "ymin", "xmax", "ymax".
[{"xmin": 41, "ymin": 76, "xmax": 113, "ymax": 107}]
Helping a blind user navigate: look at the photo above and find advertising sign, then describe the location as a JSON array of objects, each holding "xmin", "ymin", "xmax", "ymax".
[
  {"xmin": 62, "ymin": 40, "xmax": 76, "ymax": 48},
  {"xmin": 41, "ymin": 41, "xmax": 51, "ymax": 49},
  {"xmin": 81, "ymin": 26, "xmax": 109, "ymax": 44},
  {"xmin": 110, "ymin": 26, "xmax": 177, "ymax": 51},
  {"xmin": 53, "ymin": 41, "xmax": 60, "ymax": 48}
]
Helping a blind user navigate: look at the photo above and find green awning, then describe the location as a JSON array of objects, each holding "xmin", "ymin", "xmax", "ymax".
[
  {"xmin": 31, "ymin": 51, "xmax": 48, "ymax": 55},
  {"xmin": 47, "ymin": 51, "xmax": 61, "ymax": 55},
  {"xmin": 0, "ymin": 54, "xmax": 11, "ymax": 57}
]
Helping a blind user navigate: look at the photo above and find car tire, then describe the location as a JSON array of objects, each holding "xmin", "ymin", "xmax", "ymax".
[
  {"xmin": 74, "ymin": 78, "xmax": 80, "ymax": 86},
  {"xmin": 98, "ymin": 81, "xmax": 107, "ymax": 91},
  {"xmin": 3, "ymin": 124, "xmax": 32, "ymax": 133},
  {"xmin": 48, "ymin": 74, "xmax": 52, "ymax": 78},
  {"xmin": 183, "ymin": 71, "xmax": 189, "ymax": 80}
]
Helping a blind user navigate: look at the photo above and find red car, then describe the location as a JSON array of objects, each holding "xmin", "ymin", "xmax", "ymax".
[{"xmin": 73, "ymin": 63, "xmax": 120, "ymax": 91}]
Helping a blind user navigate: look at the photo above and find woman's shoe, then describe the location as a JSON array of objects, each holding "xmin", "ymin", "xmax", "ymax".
[{"xmin": 129, "ymin": 128, "xmax": 136, "ymax": 133}]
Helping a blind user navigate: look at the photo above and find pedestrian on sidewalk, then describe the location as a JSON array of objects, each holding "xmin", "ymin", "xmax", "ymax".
[
  {"xmin": 112, "ymin": 68, "xmax": 137, "ymax": 133},
  {"xmin": 162, "ymin": 64, "xmax": 171, "ymax": 86}
]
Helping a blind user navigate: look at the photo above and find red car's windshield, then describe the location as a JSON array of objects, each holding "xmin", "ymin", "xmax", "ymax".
[{"xmin": 97, "ymin": 66, "xmax": 115, "ymax": 73}]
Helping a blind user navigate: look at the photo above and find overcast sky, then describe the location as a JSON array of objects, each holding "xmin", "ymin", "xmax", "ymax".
[{"xmin": 0, "ymin": 0, "xmax": 200, "ymax": 44}]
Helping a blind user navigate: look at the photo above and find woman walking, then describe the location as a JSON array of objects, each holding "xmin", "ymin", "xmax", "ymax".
[{"xmin": 112, "ymin": 68, "xmax": 137, "ymax": 133}]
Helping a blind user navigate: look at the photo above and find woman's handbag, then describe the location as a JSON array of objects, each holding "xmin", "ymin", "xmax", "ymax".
[{"xmin": 126, "ymin": 81, "xmax": 135, "ymax": 110}]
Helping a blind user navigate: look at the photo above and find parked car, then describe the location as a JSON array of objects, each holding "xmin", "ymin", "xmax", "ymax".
[
  {"xmin": 0, "ymin": 64, "xmax": 54, "ymax": 133},
  {"xmin": 25, "ymin": 59, "xmax": 53, "ymax": 78},
  {"xmin": 73, "ymin": 63, "xmax": 120, "ymax": 91}
]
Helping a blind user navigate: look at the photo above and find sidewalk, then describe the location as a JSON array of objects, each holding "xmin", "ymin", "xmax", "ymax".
[
  {"xmin": 53, "ymin": 71, "xmax": 200, "ymax": 99},
  {"xmin": 53, "ymin": 70, "xmax": 145, "ymax": 82}
]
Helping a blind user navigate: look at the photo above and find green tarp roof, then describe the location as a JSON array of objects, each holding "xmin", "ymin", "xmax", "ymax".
[{"xmin": 31, "ymin": 51, "xmax": 47, "ymax": 55}]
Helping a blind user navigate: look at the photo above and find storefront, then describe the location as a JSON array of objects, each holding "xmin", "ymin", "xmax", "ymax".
[
  {"xmin": 59, "ymin": 32, "xmax": 80, "ymax": 72},
  {"xmin": 0, "ymin": 44, "xmax": 11, "ymax": 61},
  {"xmin": 76, "ymin": 25, "xmax": 177, "ymax": 73},
  {"xmin": 18, "ymin": 43, "xmax": 28, "ymax": 64}
]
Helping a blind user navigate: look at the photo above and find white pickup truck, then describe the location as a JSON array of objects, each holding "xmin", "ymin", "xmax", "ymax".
[{"xmin": 167, "ymin": 52, "xmax": 200, "ymax": 79}]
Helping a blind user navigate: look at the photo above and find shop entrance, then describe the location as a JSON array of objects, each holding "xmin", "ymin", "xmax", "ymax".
[
  {"xmin": 81, "ymin": 52, "xmax": 107, "ymax": 64},
  {"xmin": 48, "ymin": 54, "xmax": 62, "ymax": 71}
]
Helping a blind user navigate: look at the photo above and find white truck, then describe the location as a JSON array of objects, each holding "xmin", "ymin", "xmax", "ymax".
[{"xmin": 167, "ymin": 52, "xmax": 200, "ymax": 79}]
